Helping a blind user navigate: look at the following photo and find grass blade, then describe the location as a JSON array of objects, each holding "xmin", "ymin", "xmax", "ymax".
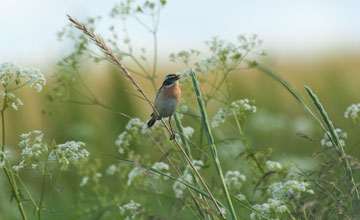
[
  {"xmin": 191, "ymin": 69, "xmax": 237, "ymax": 220},
  {"xmin": 304, "ymin": 86, "xmax": 360, "ymax": 201}
]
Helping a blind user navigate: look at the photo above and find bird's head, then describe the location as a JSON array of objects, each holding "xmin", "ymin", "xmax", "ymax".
[{"xmin": 163, "ymin": 74, "xmax": 180, "ymax": 87}]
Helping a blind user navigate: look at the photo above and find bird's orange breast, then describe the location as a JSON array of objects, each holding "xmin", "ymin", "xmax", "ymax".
[{"xmin": 163, "ymin": 82, "xmax": 181, "ymax": 102}]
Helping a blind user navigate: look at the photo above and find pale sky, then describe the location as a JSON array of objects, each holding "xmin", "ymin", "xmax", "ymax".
[{"xmin": 1, "ymin": 0, "xmax": 360, "ymax": 69}]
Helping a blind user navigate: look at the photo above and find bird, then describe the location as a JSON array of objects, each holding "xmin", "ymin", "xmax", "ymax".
[{"xmin": 147, "ymin": 73, "xmax": 181, "ymax": 140}]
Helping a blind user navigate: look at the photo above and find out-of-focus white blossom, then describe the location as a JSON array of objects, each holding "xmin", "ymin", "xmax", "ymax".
[
  {"xmin": 212, "ymin": 99, "xmax": 256, "ymax": 127},
  {"xmin": 79, "ymin": 176, "xmax": 89, "ymax": 187},
  {"xmin": 0, "ymin": 62, "xmax": 46, "ymax": 92},
  {"xmin": 173, "ymin": 160, "xmax": 204, "ymax": 198},
  {"xmin": 224, "ymin": 170, "xmax": 246, "ymax": 189},
  {"xmin": 182, "ymin": 126, "xmax": 194, "ymax": 139},
  {"xmin": 265, "ymin": 161, "xmax": 283, "ymax": 172},
  {"xmin": 1, "ymin": 92, "xmax": 23, "ymax": 111},
  {"xmin": 106, "ymin": 164, "xmax": 117, "ymax": 175},
  {"xmin": 0, "ymin": 150, "xmax": 10, "ymax": 168},
  {"xmin": 127, "ymin": 167, "xmax": 145, "ymax": 186},
  {"xmin": 115, "ymin": 118, "xmax": 157, "ymax": 154},
  {"xmin": 49, "ymin": 141, "xmax": 89, "ymax": 165},
  {"xmin": 119, "ymin": 200, "xmax": 141, "ymax": 219},
  {"xmin": 250, "ymin": 198, "xmax": 287, "ymax": 220},
  {"xmin": 151, "ymin": 162, "xmax": 170, "ymax": 180},
  {"xmin": 344, "ymin": 103, "xmax": 360, "ymax": 124},
  {"xmin": 235, "ymin": 193, "xmax": 246, "ymax": 201},
  {"xmin": 268, "ymin": 180, "xmax": 314, "ymax": 200},
  {"xmin": 14, "ymin": 131, "xmax": 89, "ymax": 172},
  {"xmin": 320, "ymin": 128, "xmax": 347, "ymax": 148}
]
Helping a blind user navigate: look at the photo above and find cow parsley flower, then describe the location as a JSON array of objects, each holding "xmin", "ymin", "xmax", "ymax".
[
  {"xmin": 266, "ymin": 161, "xmax": 283, "ymax": 172},
  {"xmin": 14, "ymin": 131, "xmax": 89, "ymax": 171},
  {"xmin": 151, "ymin": 162, "xmax": 170, "ymax": 180},
  {"xmin": 251, "ymin": 198, "xmax": 288, "ymax": 220},
  {"xmin": 119, "ymin": 200, "xmax": 141, "ymax": 219},
  {"xmin": 1, "ymin": 92, "xmax": 23, "ymax": 111},
  {"xmin": 224, "ymin": 170, "xmax": 246, "ymax": 189},
  {"xmin": 0, "ymin": 62, "xmax": 46, "ymax": 92},
  {"xmin": 49, "ymin": 141, "xmax": 89, "ymax": 165},
  {"xmin": 106, "ymin": 164, "xmax": 117, "ymax": 175},
  {"xmin": 79, "ymin": 176, "xmax": 89, "ymax": 187},
  {"xmin": 182, "ymin": 126, "xmax": 194, "ymax": 139},
  {"xmin": 115, "ymin": 118, "xmax": 157, "ymax": 154},
  {"xmin": 344, "ymin": 103, "xmax": 360, "ymax": 124},
  {"xmin": 212, "ymin": 99, "xmax": 256, "ymax": 127},
  {"xmin": 0, "ymin": 150, "xmax": 10, "ymax": 168},
  {"xmin": 173, "ymin": 160, "xmax": 204, "ymax": 198},
  {"xmin": 268, "ymin": 180, "xmax": 314, "ymax": 200},
  {"xmin": 127, "ymin": 167, "xmax": 146, "ymax": 186},
  {"xmin": 320, "ymin": 128, "xmax": 347, "ymax": 148}
]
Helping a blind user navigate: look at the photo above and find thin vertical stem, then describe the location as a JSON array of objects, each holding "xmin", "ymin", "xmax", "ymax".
[
  {"xmin": 1, "ymin": 92, "xmax": 27, "ymax": 220},
  {"xmin": 231, "ymin": 110, "xmax": 264, "ymax": 173}
]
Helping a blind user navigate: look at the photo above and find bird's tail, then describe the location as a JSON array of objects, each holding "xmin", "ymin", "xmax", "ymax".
[{"xmin": 147, "ymin": 113, "xmax": 157, "ymax": 128}]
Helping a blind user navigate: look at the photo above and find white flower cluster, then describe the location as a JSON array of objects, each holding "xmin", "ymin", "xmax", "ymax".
[
  {"xmin": 268, "ymin": 180, "xmax": 314, "ymax": 200},
  {"xmin": 1, "ymin": 92, "xmax": 23, "ymax": 111},
  {"xmin": 344, "ymin": 103, "xmax": 360, "ymax": 124},
  {"xmin": 0, "ymin": 62, "xmax": 46, "ymax": 92},
  {"xmin": 79, "ymin": 176, "xmax": 89, "ymax": 187},
  {"xmin": 106, "ymin": 164, "xmax": 117, "ymax": 175},
  {"xmin": 49, "ymin": 141, "xmax": 89, "ymax": 165},
  {"xmin": 119, "ymin": 200, "xmax": 142, "ymax": 220},
  {"xmin": 127, "ymin": 166, "xmax": 145, "ymax": 186},
  {"xmin": 13, "ymin": 131, "xmax": 89, "ymax": 172},
  {"xmin": 173, "ymin": 160, "xmax": 204, "ymax": 198},
  {"xmin": 151, "ymin": 162, "xmax": 170, "ymax": 180},
  {"xmin": 182, "ymin": 126, "xmax": 194, "ymax": 139},
  {"xmin": 115, "ymin": 118, "xmax": 155, "ymax": 154},
  {"xmin": 251, "ymin": 180, "xmax": 313, "ymax": 219},
  {"xmin": 265, "ymin": 161, "xmax": 283, "ymax": 172},
  {"xmin": 250, "ymin": 198, "xmax": 288, "ymax": 220},
  {"xmin": 212, "ymin": 99, "xmax": 256, "ymax": 128},
  {"xmin": 224, "ymin": 170, "xmax": 246, "ymax": 189},
  {"xmin": 0, "ymin": 150, "xmax": 10, "ymax": 168},
  {"xmin": 320, "ymin": 128, "xmax": 347, "ymax": 148},
  {"xmin": 14, "ymin": 131, "xmax": 48, "ymax": 171}
]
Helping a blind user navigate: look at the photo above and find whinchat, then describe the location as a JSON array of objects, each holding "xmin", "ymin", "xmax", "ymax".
[{"xmin": 147, "ymin": 74, "xmax": 181, "ymax": 139}]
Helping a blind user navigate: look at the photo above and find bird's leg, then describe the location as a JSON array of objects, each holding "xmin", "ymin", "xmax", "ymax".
[{"xmin": 169, "ymin": 115, "xmax": 175, "ymax": 140}]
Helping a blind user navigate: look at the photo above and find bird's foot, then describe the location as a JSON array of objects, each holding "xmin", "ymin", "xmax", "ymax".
[{"xmin": 169, "ymin": 133, "xmax": 175, "ymax": 140}]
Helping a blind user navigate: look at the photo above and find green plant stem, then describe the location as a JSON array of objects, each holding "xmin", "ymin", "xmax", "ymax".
[
  {"xmin": 231, "ymin": 110, "xmax": 264, "ymax": 173},
  {"xmin": 174, "ymin": 113, "xmax": 215, "ymax": 219},
  {"xmin": 38, "ymin": 158, "xmax": 48, "ymax": 220},
  {"xmin": 191, "ymin": 70, "xmax": 237, "ymax": 220},
  {"xmin": 16, "ymin": 174, "xmax": 39, "ymax": 210},
  {"xmin": 1, "ymin": 92, "xmax": 27, "ymax": 220},
  {"xmin": 304, "ymin": 86, "xmax": 360, "ymax": 202}
]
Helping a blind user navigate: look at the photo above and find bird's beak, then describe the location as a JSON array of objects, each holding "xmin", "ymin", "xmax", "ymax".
[{"xmin": 175, "ymin": 74, "xmax": 181, "ymax": 80}]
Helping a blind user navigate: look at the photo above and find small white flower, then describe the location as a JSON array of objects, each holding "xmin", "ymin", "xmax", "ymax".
[
  {"xmin": 266, "ymin": 160, "xmax": 283, "ymax": 172},
  {"xmin": 106, "ymin": 164, "xmax": 117, "ymax": 175},
  {"xmin": 212, "ymin": 99, "xmax": 256, "ymax": 127},
  {"xmin": 320, "ymin": 128, "xmax": 347, "ymax": 148},
  {"xmin": 344, "ymin": 103, "xmax": 360, "ymax": 124},
  {"xmin": 224, "ymin": 170, "xmax": 246, "ymax": 189},
  {"xmin": 151, "ymin": 162, "xmax": 170, "ymax": 180},
  {"xmin": 119, "ymin": 200, "xmax": 141, "ymax": 219},
  {"xmin": 127, "ymin": 167, "xmax": 145, "ymax": 186},
  {"xmin": 79, "ymin": 176, "xmax": 89, "ymax": 187},
  {"xmin": 173, "ymin": 160, "xmax": 204, "ymax": 198},
  {"xmin": 182, "ymin": 126, "xmax": 194, "ymax": 139}
]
